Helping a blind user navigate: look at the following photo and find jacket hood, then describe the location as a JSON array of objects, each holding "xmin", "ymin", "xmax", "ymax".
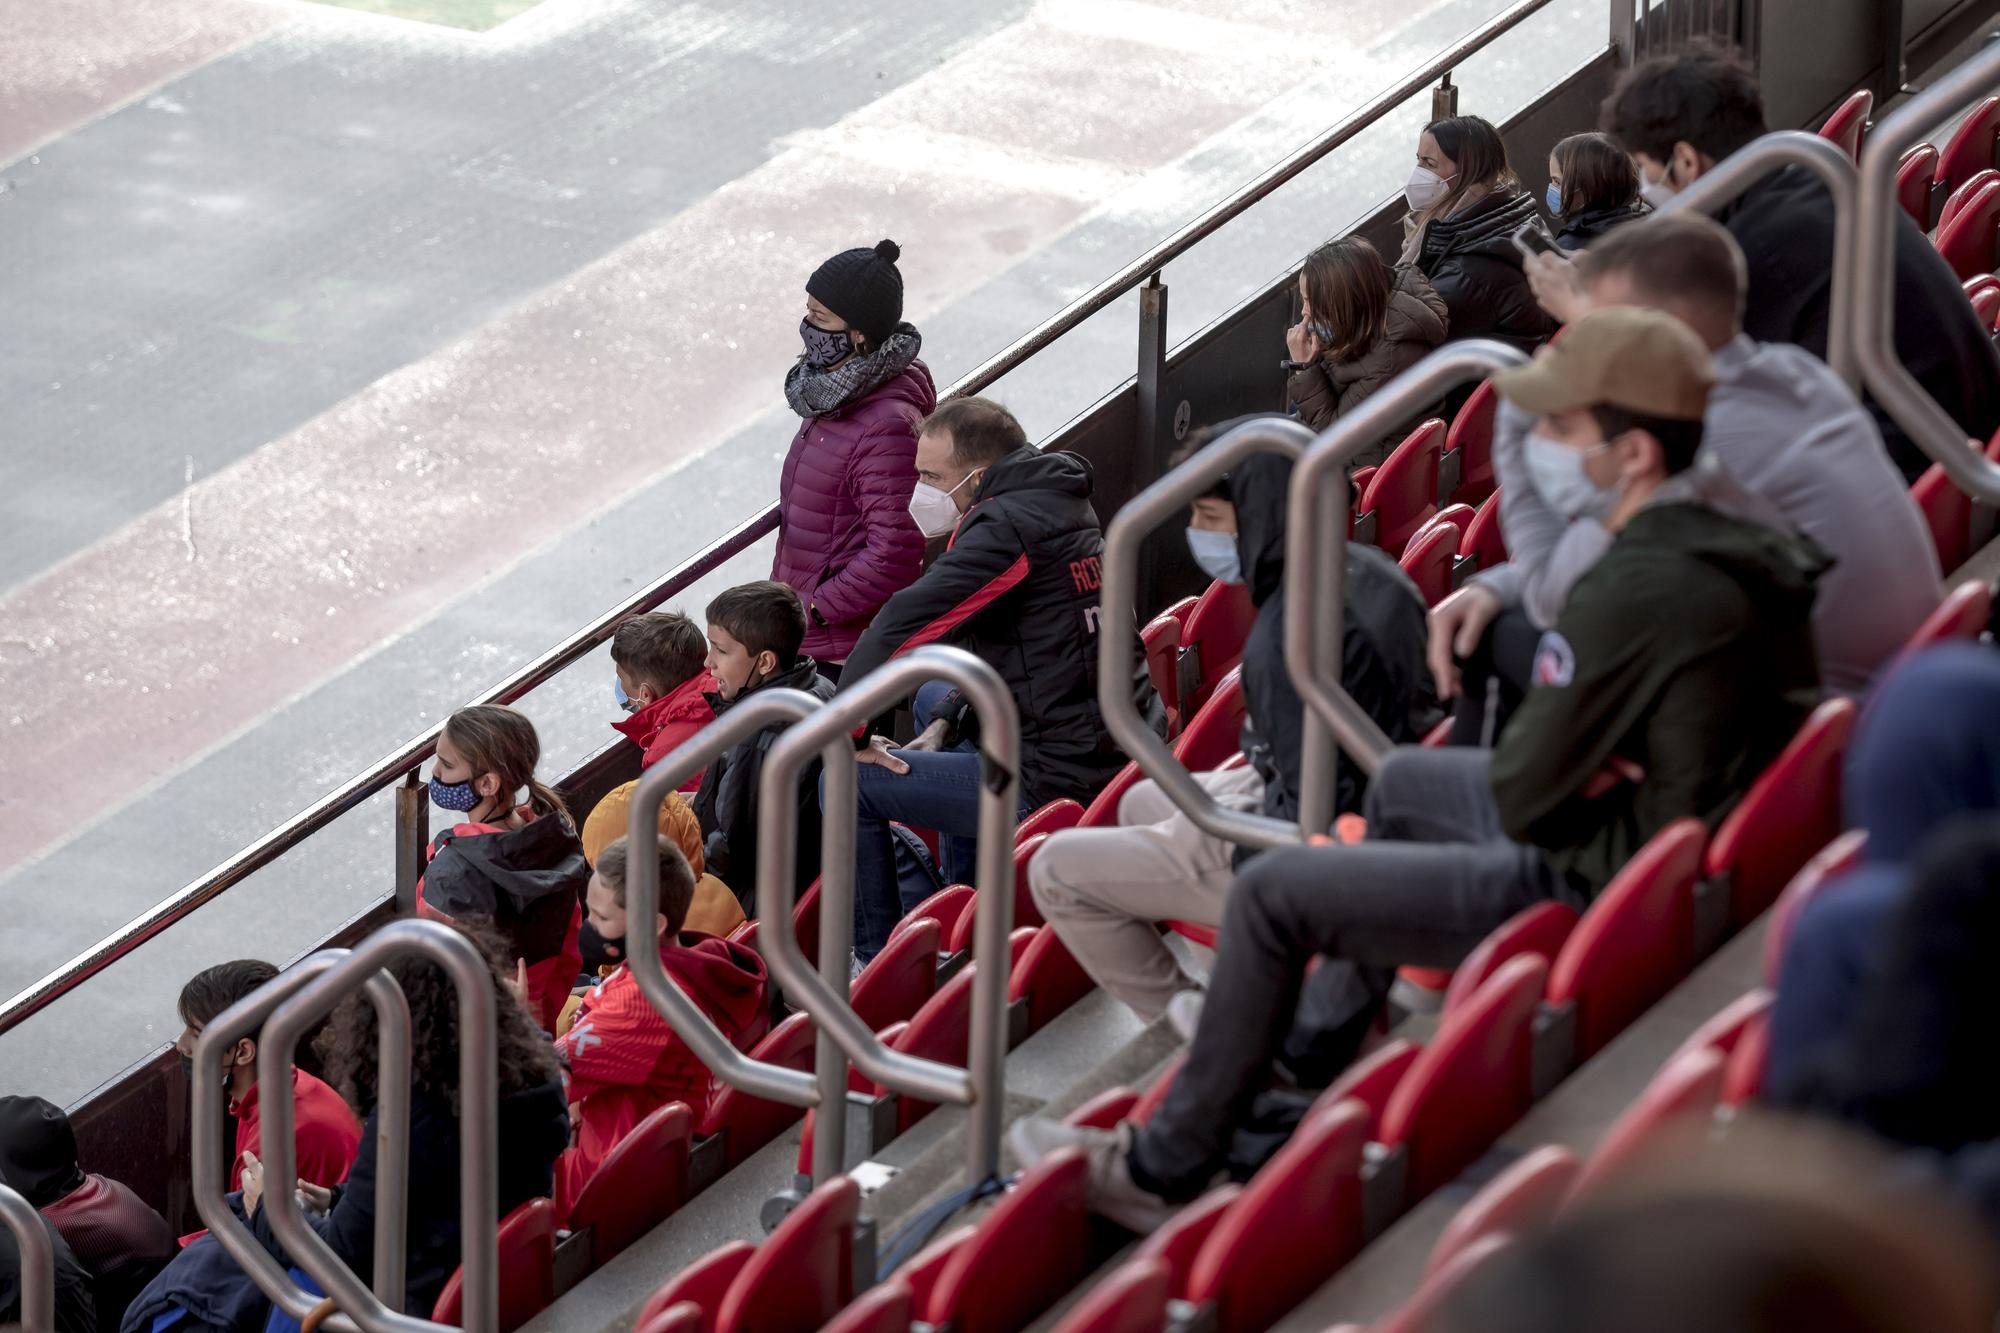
[
  {"xmin": 0, "ymin": 1095, "xmax": 82, "ymax": 1208},
  {"xmin": 972, "ymin": 446, "xmax": 1094, "ymax": 504},
  {"xmin": 1557, "ymin": 200, "xmax": 1648, "ymax": 246},
  {"xmin": 1624, "ymin": 497, "xmax": 1829, "ymax": 640},
  {"xmin": 612, "ymin": 672, "xmax": 716, "ymax": 748},
  {"xmin": 1424, "ymin": 189, "xmax": 1540, "ymax": 263},
  {"xmin": 1382, "ymin": 266, "xmax": 1450, "ymax": 346},
  {"xmin": 1844, "ymin": 643, "xmax": 2000, "ymax": 862},
  {"xmin": 428, "ymin": 813, "xmax": 586, "ymax": 916},
  {"xmin": 660, "ymin": 931, "xmax": 769, "ymax": 1034},
  {"xmin": 1211, "ymin": 424, "xmax": 1294, "ymax": 608},
  {"xmin": 705, "ymin": 655, "xmax": 832, "ymax": 717}
]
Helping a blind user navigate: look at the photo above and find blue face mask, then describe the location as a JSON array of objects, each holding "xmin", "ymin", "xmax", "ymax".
[
  {"xmin": 1545, "ymin": 182, "xmax": 1563, "ymax": 216},
  {"xmin": 799, "ymin": 318, "xmax": 852, "ymax": 368},
  {"xmin": 429, "ymin": 774, "xmax": 481, "ymax": 812},
  {"xmin": 1186, "ymin": 527, "xmax": 1243, "ymax": 585},
  {"xmin": 614, "ymin": 678, "xmax": 640, "ymax": 714}
]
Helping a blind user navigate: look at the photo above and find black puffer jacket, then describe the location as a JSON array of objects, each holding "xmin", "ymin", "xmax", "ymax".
[
  {"xmin": 841, "ymin": 446, "xmax": 1150, "ymax": 809},
  {"xmin": 1415, "ymin": 190, "xmax": 1557, "ymax": 354},
  {"xmin": 1553, "ymin": 200, "xmax": 1648, "ymax": 251}
]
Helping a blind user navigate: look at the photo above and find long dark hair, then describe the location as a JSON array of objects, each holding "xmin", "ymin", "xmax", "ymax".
[
  {"xmin": 1552, "ymin": 131, "xmax": 1639, "ymax": 219},
  {"xmin": 1424, "ymin": 114, "xmax": 1519, "ymax": 215},
  {"xmin": 1300, "ymin": 237, "xmax": 1392, "ymax": 363},
  {"xmin": 316, "ymin": 918, "xmax": 559, "ymax": 1119}
]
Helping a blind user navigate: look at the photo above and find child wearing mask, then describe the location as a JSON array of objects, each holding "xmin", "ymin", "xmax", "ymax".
[
  {"xmin": 419, "ymin": 705, "xmax": 588, "ymax": 1033},
  {"xmin": 551, "ymin": 835, "xmax": 767, "ymax": 1221},
  {"xmin": 609, "ymin": 611, "xmax": 716, "ymax": 792},
  {"xmin": 689, "ymin": 581, "xmax": 837, "ymax": 915}
]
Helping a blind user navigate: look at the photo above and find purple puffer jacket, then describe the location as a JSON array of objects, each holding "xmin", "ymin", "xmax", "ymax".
[{"xmin": 772, "ymin": 359, "xmax": 936, "ymax": 662}]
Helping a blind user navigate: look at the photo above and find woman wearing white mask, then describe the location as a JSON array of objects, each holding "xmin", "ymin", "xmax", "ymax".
[{"xmin": 1399, "ymin": 115, "xmax": 1556, "ymax": 359}]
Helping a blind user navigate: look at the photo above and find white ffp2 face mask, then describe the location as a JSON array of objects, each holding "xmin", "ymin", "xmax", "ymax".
[
  {"xmin": 1639, "ymin": 160, "xmax": 1679, "ymax": 210},
  {"xmin": 907, "ymin": 469, "xmax": 981, "ymax": 539},
  {"xmin": 1523, "ymin": 431, "xmax": 1617, "ymax": 522},
  {"xmin": 1404, "ymin": 164, "xmax": 1457, "ymax": 212}
]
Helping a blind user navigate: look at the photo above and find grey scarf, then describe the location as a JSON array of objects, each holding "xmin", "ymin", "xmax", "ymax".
[{"xmin": 784, "ymin": 324, "xmax": 923, "ymax": 419}]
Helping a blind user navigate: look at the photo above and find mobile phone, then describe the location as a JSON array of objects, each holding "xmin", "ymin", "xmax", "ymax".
[{"xmin": 1511, "ymin": 219, "xmax": 1561, "ymax": 262}]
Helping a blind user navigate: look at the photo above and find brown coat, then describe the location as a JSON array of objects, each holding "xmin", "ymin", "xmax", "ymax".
[{"xmin": 1287, "ymin": 265, "xmax": 1451, "ymax": 466}]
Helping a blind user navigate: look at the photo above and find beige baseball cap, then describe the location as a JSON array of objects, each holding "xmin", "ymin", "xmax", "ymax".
[{"xmin": 1492, "ymin": 306, "xmax": 1715, "ymax": 421}]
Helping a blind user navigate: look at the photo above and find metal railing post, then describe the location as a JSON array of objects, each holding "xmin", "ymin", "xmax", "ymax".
[
  {"xmin": 755, "ymin": 646, "xmax": 1020, "ymax": 1186},
  {"xmin": 0, "ymin": 1184, "xmax": 53, "ymax": 1333},
  {"xmin": 394, "ymin": 772, "xmax": 427, "ymax": 916},
  {"xmin": 1432, "ymin": 72, "xmax": 1459, "ymax": 121},
  {"xmin": 1855, "ymin": 46, "xmax": 2000, "ymax": 503},
  {"xmin": 1286, "ymin": 340, "xmax": 1527, "ymax": 776},
  {"xmin": 1097, "ymin": 416, "xmax": 1319, "ymax": 847}
]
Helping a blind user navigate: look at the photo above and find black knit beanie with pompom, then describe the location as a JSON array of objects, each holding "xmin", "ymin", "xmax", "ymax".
[{"xmin": 807, "ymin": 239, "xmax": 905, "ymax": 346}]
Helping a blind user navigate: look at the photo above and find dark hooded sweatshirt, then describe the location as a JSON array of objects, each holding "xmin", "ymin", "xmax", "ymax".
[
  {"xmin": 1415, "ymin": 190, "xmax": 1557, "ymax": 356},
  {"xmin": 1490, "ymin": 497, "xmax": 1825, "ymax": 897},
  {"xmin": 1225, "ymin": 447, "xmax": 1436, "ymax": 833},
  {"xmin": 418, "ymin": 813, "xmax": 586, "ymax": 1032}
]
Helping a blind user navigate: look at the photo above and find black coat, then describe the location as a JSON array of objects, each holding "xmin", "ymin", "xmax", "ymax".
[
  {"xmin": 1553, "ymin": 200, "xmax": 1648, "ymax": 251},
  {"xmin": 691, "ymin": 657, "xmax": 838, "ymax": 916},
  {"xmin": 1415, "ymin": 190, "xmax": 1557, "ymax": 355},
  {"xmin": 841, "ymin": 446, "xmax": 1149, "ymax": 809},
  {"xmin": 1719, "ymin": 164, "xmax": 2000, "ymax": 482},
  {"xmin": 1, "ymin": 1215, "xmax": 94, "ymax": 1333}
]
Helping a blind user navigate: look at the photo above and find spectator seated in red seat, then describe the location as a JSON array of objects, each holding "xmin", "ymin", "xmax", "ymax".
[
  {"xmin": 417, "ymin": 706, "xmax": 587, "ymax": 1033},
  {"xmin": 0, "ymin": 1095, "xmax": 174, "ymax": 1333},
  {"xmin": 553, "ymin": 835, "xmax": 767, "ymax": 1222},
  {"xmin": 172, "ymin": 961, "xmax": 361, "ymax": 1196},
  {"xmin": 1030, "ymin": 425, "xmax": 1434, "ymax": 1026},
  {"xmin": 608, "ymin": 611, "xmax": 717, "ymax": 791},
  {"xmin": 1011, "ymin": 308, "xmax": 1825, "ymax": 1231},
  {"xmin": 1546, "ymin": 132, "xmax": 1647, "ymax": 251},
  {"xmin": 578, "ymin": 782, "xmax": 745, "ymax": 979}
]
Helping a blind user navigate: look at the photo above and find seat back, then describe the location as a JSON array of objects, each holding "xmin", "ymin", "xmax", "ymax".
[
  {"xmin": 1547, "ymin": 818, "xmax": 1705, "ymax": 1058},
  {"xmin": 1424, "ymin": 1145, "xmax": 1579, "ymax": 1279},
  {"xmin": 1185, "ymin": 1100, "xmax": 1370, "ymax": 1333},
  {"xmin": 1311, "ymin": 1039, "xmax": 1421, "ymax": 1134},
  {"xmin": 793, "ymin": 878, "xmax": 822, "ymax": 970},
  {"xmin": 698, "ymin": 1010, "xmax": 816, "ymax": 1162},
  {"xmin": 1703, "ymin": 698, "xmax": 1857, "ymax": 926},
  {"xmin": 1180, "ymin": 579, "xmax": 1257, "ymax": 717},
  {"xmin": 1565, "ymin": 1046, "xmax": 1726, "ymax": 1207},
  {"xmin": 1902, "ymin": 578, "xmax": 1992, "ymax": 654},
  {"xmin": 1173, "ymin": 668, "xmax": 1247, "ymax": 775},
  {"xmin": 1047, "ymin": 1257, "xmax": 1171, "ymax": 1333},
  {"xmin": 1398, "ymin": 519, "xmax": 1458, "ymax": 608},
  {"xmin": 1375, "ymin": 1235, "xmax": 1515, "ymax": 1333},
  {"xmin": 1443, "ymin": 382, "xmax": 1499, "ymax": 506},
  {"xmin": 1017, "ymin": 798, "xmax": 1085, "ymax": 843},
  {"xmin": 923, "ymin": 1151, "xmax": 1091, "ymax": 1333},
  {"xmin": 568, "ymin": 1101, "xmax": 693, "ymax": 1263},
  {"xmin": 1721, "ymin": 1005, "xmax": 1772, "ymax": 1106},
  {"xmin": 1937, "ymin": 97, "xmax": 2000, "ymax": 199},
  {"xmin": 1459, "ymin": 488, "xmax": 1507, "ymax": 573},
  {"xmin": 1359, "ymin": 419, "xmax": 1446, "ymax": 553},
  {"xmin": 1901, "ymin": 142, "xmax": 1943, "ymax": 228},
  {"xmin": 817, "ymin": 1280, "xmax": 913, "ymax": 1333},
  {"xmin": 901, "ymin": 883, "xmax": 976, "ymax": 945},
  {"xmin": 1009, "ymin": 924, "xmax": 1097, "ymax": 1036},
  {"xmin": 1941, "ymin": 168, "xmax": 2000, "ymax": 234},
  {"xmin": 713, "ymin": 1177, "xmax": 860, "ymax": 1333},
  {"xmin": 634, "ymin": 1301, "xmax": 706, "ymax": 1333},
  {"xmin": 851, "ymin": 916, "xmax": 941, "ymax": 1032},
  {"xmin": 1816, "ymin": 87, "xmax": 1872, "ymax": 162},
  {"xmin": 892, "ymin": 930, "xmax": 1034, "ymax": 1133},
  {"xmin": 1441, "ymin": 901, "xmax": 1579, "ymax": 1017},
  {"xmin": 1142, "ymin": 611, "xmax": 1185, "ymax": 736},
  {"xmin": 1377, "ymin": 954, "xmax": 1549, "ymax": 1200},
  {"xmin": 1078, "ymin": 760, "xmax": 1144, "ymax": 828},
  {"xmin": 945, "ymin": 838, "xmax": 1050, "ymax": 952},
  {"xmin": 1934, "ymin": 174, "xmax": 2000, "ymax": 280},
  {"xmin": 634, "ymin": 1243, "xmax": 754, "ymax": 1333},
  {"xmin": 1665, "ymin": 989, "xmax": 1775, "ymax": 1070},
  {"xmin": 1130, "ymin": 1186, "xmax": 1243, "ymax": 1295},
  {"xmin": 1763, "ymin": 829, "xmax": 1868, "ymax": 986},
  {"xmin": 429, "ymin": 1198, "xmax": 556, "ymax": 1333},
  {"xmin": 1913, "ymin": 460, "xmax": 1976, "ymax": 572}
]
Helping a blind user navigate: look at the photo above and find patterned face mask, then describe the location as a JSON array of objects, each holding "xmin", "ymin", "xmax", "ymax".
[
  {"xmin": 429, "ymin": 773, "xmax": 481, "ymax": 812},
  {"xmin": 799, "ymin": 317, "xmax": 853, "ymax": 368}
]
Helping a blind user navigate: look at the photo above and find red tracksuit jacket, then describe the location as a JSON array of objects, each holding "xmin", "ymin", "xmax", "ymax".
[{"xmin": 611, "ymin": 673, "xmax": 718, "ymax": 791}]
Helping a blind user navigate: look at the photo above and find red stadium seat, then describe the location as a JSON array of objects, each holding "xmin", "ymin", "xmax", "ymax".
[
  {"xmin": 945, "ymin": 838, "xmax": 1050, "ymax": 952},
  {"xmin": 1458, "ymin": 488, "xmax": 1507, "ymax": 574},
  {"xmin": 1314, "ymin": 1039, "xmax": 1421, "ymax": 1132},
  {"xmin": 711, "ymin": 1177, "xmax": 859, "ymax": 1333},
  {"xmin": 567, "ymin": 1101, "xmax": 692, "ymax": 1262},
  {"xmin": 1375, "ymin": 955, "xmax": 1548, "ymax": 1203},
  {"xmin": 633, "ymin": 1244, "xmax": 754, "ymax": 1333},
  {"xmin": 1078, "ymin": 761, "xmax": 1144, "ymax": 829},
  {"xmin": 794, "ymin": 878, "xmax": 822, "ymax": 970},
  {"xmin": 1441, "ymin": 901, "xmax": 1579, "ymax": 1017},
  {"xmin": 1443, "ymin": 380, "xmax": 1500, "ymax": 507},
  {"xmin": 1424, "ymin": 1145, "xmax": 1579, "ymax": 1278},
  {"xmin": 1940, "ymin": 168, "xmax": 2000, "ymax": 234},
  {"xmin": 1142, "ymin": 610, "xmax": 1185, "ymax": 736},
  {"xmin": 1173, "ymin": 668, "xmax": 1247, "ymax": 776},
  {"xmin": 1816, "ymin": 88, "xmax": 1872, "ymax": 162},
  {"xmin": 1009, "ymin": 925, "xmax": 1097, "ymax": 1035},
  {"xmin": 1968, "ymin": 276, "xmax": 2000, "ymax": 328},
  {"xmin": 1358, "ymin": 420, "xmax": 1445, "ymax": 553},
  {"xmin": 1565, "ymin": 1046, "xmax": 1726, "ymax": 1206},
  {"xmin": 1428, "ymin": 502, "xmax": 1477, "ymax": 544},
  {"xmin": 1179, "ymin": 579, "xmax": 1257, "ymax": 718},
  {"xmin": 1667, "ymin": 989, "xmax": 1775, "ymax": 1070},
  {"xmin": 1066, "ymin": 1086, "xmax": 1141, "ymax": 1129},
  {"xmin": 851, "ymin": 916, "xmax": 941, "ymax": 1032},
  {"xmin": 1131, "ymin": 1055, "xmax": 1184, "ymax": 1125},
  {"xmin": 1934, "ymin": 175, "xmax": 2000, "ymax": 280},
  {"xmin": 1902, "ymin": 578, "xmax": 1992, "ymax": 654},
  {"xmin": 1703, "ymin": 698, "xmax": 1856, "ymax": 928},
  {"xmin": 1398, "ymin": 519, "xmax": 1458, "ymax": 607},
  {"xmin": 920, "ymin": 1151, "xmax": 1092, "ymax": 1333},
  {"xmin": 818, "ymin": 1280, "xmax": 914, "ymax": 1333},
  {"xmin": 1017, "ymin": 799, "xmax": 1085, "ymax": 843},
  {"xmin": 1546, "ymin": 818, "xmax": 1705, "ymax": 1059},
  {"xmin": 698, "ymin": 1011, "xmax": 816, "ymax": 1164},
  {"xmin": 1913, "ymin": 459, "xmax": 1976, "ymax": 571},
  {"xmin": 1162, "ymin": 594, "xmax": 1198, "ymax": 630},
  {"xmin": 430, "ymin": 1198, "xmax": 555, "ymax": 1333},
  {"xmin": 1130, "ymin": 1186, "xmax": 1242, "ymax": 1294},
  {"xmin": 1183, "ymin": 1101, "xmax": 1370, "ymax": 1333},
  {"xmin": 1374, "ymin": 1234, "xmax": 1515, "ymax": 1333},
  {"xmin": 1721, "ymin": 1006, "xmax": 1771, "ymax": 1106},
  {"xmin": 634, "ymin": 1301, "xmax": 705, "ymax": 1333},
  {"xmin": 1901, "ymin": 143, "xmax": 1944, "ymax": 229},
  {"xmin": 1047, "ymin": 1257, "xmax": 1170, "ymax": 1333},
  {"xmin": 1935, "ymin": 96, "xmax": 2000, "ymax": 200},
  {"xmin": 900, "ymin": 884, "xmax": 975, "ymax": 945},
  {"xmin": 872, "ymin": 929, "xmax": 1035, "ymax": 1136},
  {"xmin": 1762, "ymin": 829, "xmax": 1868, "ymax": 986}
]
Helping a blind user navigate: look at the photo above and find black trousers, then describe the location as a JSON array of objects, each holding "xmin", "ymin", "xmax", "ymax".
[{"xmin": 1446, "ymin": 604, "xmax": 1543, "ymax": 748}]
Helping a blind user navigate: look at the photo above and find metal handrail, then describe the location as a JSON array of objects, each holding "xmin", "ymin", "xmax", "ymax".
[
  {"xmin": 753, "ymin": 646, "xmax": 1021, "ymax": 1187},
  {"xmin": 191, "ymin": 953, "xmax": 414, "ymax": 1333},
  {"xmin": 623, "ymin": 692, "xmax": 827, "ymax": 1112},
  {"xmin": 1855, "ymin": 43, "xmax": 2000, "ymax": 503},
  {"xmin": 0, "ymin": 1183, "xmax": 53, "ymax": 1333},
  {"xmin": 1286, "ymin": 340, "xmax": 1528, "ymax": 770},
  {"xmin": 0, "ymin": 0, "xmax": 1562, "ymax": 1041},
  {"xmin": 256, "ymin": 922, "xmax": 495, "ymax": 1333},
  {"xmin": 1097, "ymin": 416, "xmax": 1321, "ymax": 849},
  {"xmin": 1650, "ymin": 129, "xmax": 1860, "ymax": 388}
]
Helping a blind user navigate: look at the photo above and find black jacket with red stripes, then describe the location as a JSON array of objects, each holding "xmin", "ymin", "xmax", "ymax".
[{"xmin": 840, "ymin": 445, "xmax": 1148, "ymax": 809}]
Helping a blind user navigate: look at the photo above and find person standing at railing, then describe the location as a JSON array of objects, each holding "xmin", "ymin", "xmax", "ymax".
[
  {"xmin": 1283, "ymin": 238, "xmax": 1450, "ymax": 467},
  {"xmin": 771, "ymin": 239, "xmax": 935, "ymax": 678},
  {"xmin": 1546, "ymin": 131, "xmax": 1648, "ymax": 251},
  {"xmin": 834, "ymin": 398, "xmax": 1153, "ymax": 964},
  {"xmin": 1011, "ymin": 308, "xmax": 1826, "ymax": 1232},
  {"xmin": 1599, "ymin": 45, "xmax": 2000, "ymax": 483},
  {"xmin": 1401, "ymin": 115, "xmax": 1556, "ymax": 363}
]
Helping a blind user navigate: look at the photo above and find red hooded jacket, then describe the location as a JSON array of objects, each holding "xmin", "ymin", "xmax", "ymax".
[
  {"xmin": 230, "ymin": 1069, "xmax": 361, "ymax": 1192},
  {"xmin": 610, "ymin": 672, "xmax": 717, "ymax": 791},
  {"xmin": 551, "ymin": 932, "xmax": 768, "ymax": 1220}
]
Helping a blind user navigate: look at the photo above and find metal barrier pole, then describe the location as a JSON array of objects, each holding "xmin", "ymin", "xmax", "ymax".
[
  {"xmin": 1286, "ymin": 340, "xmax": 1528, "ymax": 776},
  {"xmin": 257, "ymin": 921, "xmax": 495, "ymax": 1333},
  {"xmin": 1097, "ymin": 415, "xmax": 1319, "ymax": 848},
  {"xmin": 1649, "ymin": 130, "xmax": 1860, "ymax": 389},
  {"xmin": 623, "ymin": 693, "xmax": 828, "ymax": 1107},
  {"xmin": 1856, "ymin": 48, "xmax": 2000, "ymax": 502},
  {"xmin": 756, "ymin": 646, "xmax": 1020, "ymax": 1186},
  {"xmin": 0, "ymin": 1184, "xmax": 53, "ymax": 1333}
]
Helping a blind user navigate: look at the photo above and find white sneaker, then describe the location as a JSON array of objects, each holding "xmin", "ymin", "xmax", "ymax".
[
  {"xmin": 1007, "ymin": 1117, "xmax": 1174, "ymax": 1234},
  {"xmin": 1165, "ymin": 988, "xmax": 1204, "ymax": 1045}
]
